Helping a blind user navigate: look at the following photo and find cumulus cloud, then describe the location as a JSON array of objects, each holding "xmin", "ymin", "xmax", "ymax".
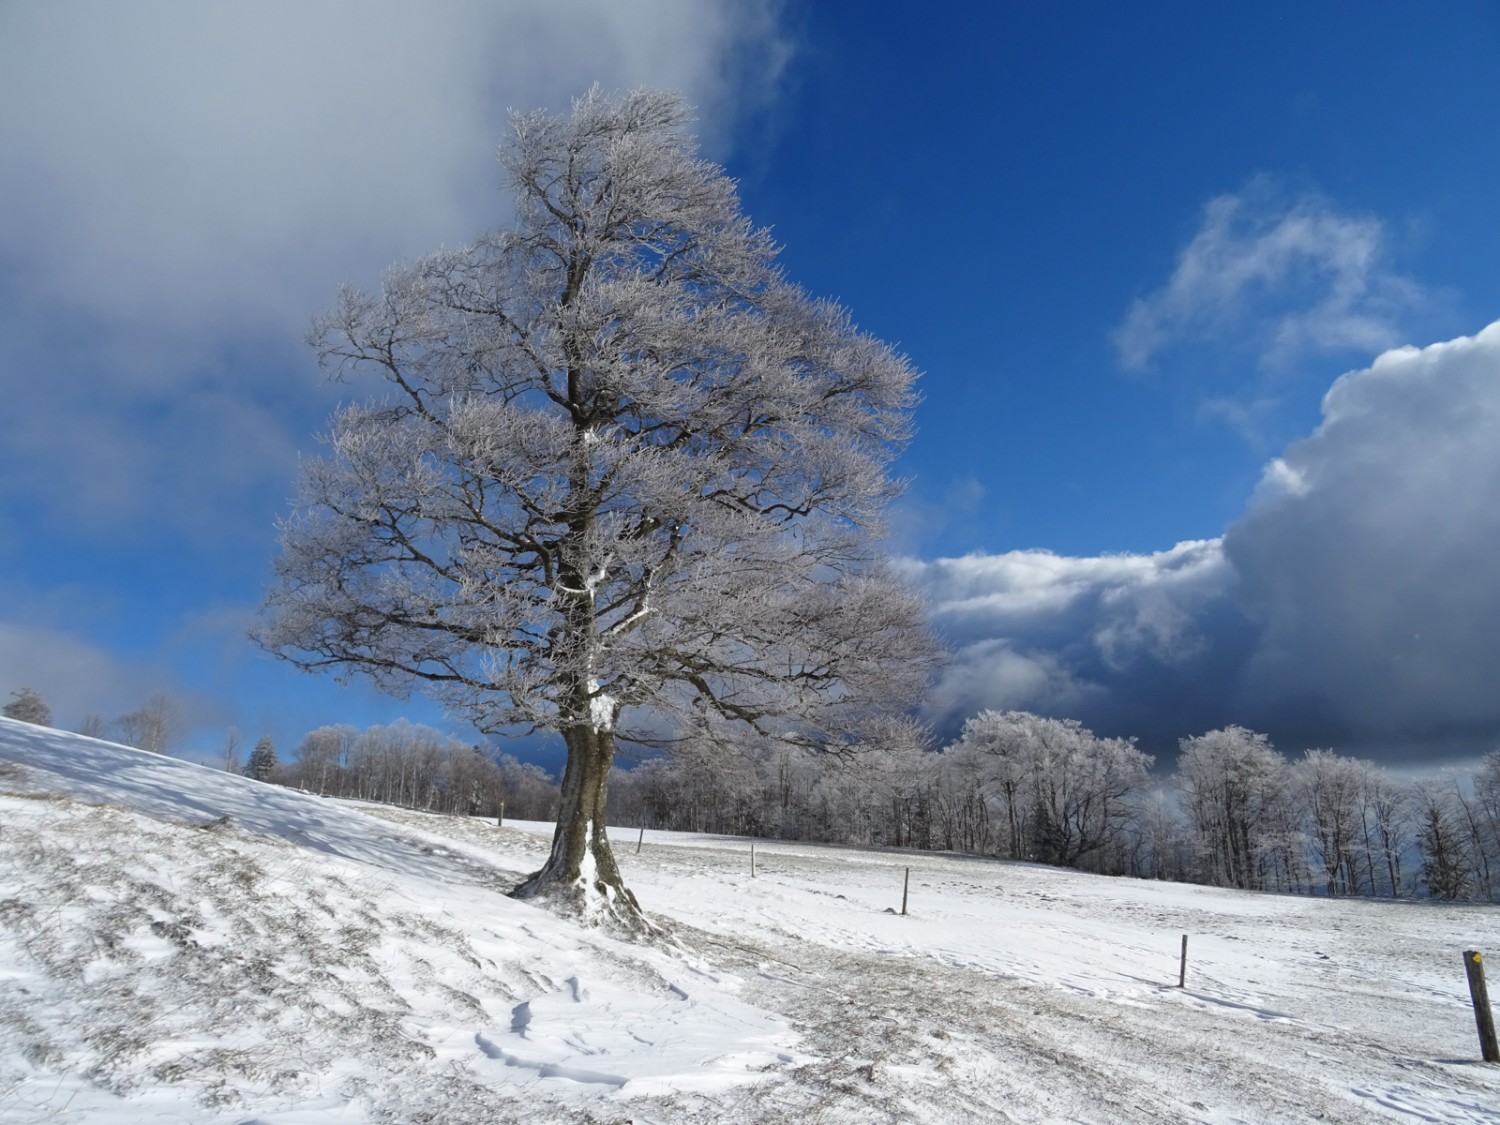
[
  {"xmin": 1113, "ymin": 178, "xmax": 1424, "ymax": 375},
  {"xmin": 0, "ymin": 0, "xmax": 788, "ymax": 535},
  {"xmin": 1226, "ymin": 319, "xmax": 1500, "ymax": 752},
  {"xmin": 907, "ymin": 540, "xmax": 1250, "ymax": 745},
  {"xmin": 913, "ymin": 321, "xmax": 1500, "ymax": 765}
]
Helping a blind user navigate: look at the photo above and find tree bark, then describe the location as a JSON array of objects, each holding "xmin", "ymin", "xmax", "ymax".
[{"xmin": 512, "ymin": 722, "xmax": 643, "ymax": 926}]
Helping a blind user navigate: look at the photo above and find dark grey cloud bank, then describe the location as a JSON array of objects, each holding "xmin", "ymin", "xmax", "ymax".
[{"xmin": 907, "ymin": 320, "xmax": 1500, "ymax": 766}]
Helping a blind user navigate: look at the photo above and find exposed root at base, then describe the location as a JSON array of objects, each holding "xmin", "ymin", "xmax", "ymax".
[{"xmin": 509, "ymin": 872, "xmax": 665, "ymax": 941}]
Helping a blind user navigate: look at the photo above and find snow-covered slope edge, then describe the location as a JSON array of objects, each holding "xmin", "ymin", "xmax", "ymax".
[{"xmin": 0, "ymin": 717, "xmax": 796, "ymax": 1124}]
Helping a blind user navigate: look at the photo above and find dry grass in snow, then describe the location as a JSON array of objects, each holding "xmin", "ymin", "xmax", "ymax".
[{"xmin": 2, "ymin": 718, "xmax": 1499, "ymax": 1123}]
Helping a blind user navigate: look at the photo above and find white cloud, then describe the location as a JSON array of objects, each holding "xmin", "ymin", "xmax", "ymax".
[
  {"xmin": 0, "ymin": 0, "xmax": 789, "ymax": 536},
  {"xmin": 0, "ymin": 1, "xmax": 786, "ymax": 343},
  {"xmin": 1113, "ymin": 178, "xmax": 1424, "ymax": 374},
  {"xmin": 906, "ymin": 540, "xmax": 1241, "ymax": 739},
  {"xmin": 921, "ymin": 638, "xmax": 1105, "ymax": 724}
]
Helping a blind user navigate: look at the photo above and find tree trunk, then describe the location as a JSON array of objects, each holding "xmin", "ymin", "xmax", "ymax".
[{"xmin": 512, "ymin": 722, "xmax": 643, "ymax": 927}]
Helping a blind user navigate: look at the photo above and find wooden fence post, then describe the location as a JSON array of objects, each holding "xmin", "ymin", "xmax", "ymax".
[
  {"xmin": 496, "ymin": 800, "xmax": 504, "ymax": 828},
  {"xmin": 1178, "ymin": 934, "xmax": 1188, "ymax": 988},
  {"xmin": 1464, "ymin": 950, "xmax": 1500, "ymax": 1062},
  {"xmin": 751, "ymin": 842, "xmax": 757, "ymax": 878},
  {"xmin": 901, "ymin": 867, "xmax": 910, "ymax": 916},
  {"xmin": 636, "ymin": 824, "xmax": 644, "ymax": 854}
]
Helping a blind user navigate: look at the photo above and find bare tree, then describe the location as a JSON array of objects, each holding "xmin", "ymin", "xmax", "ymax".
[
  {"xmin": 3, "ymin": 687, "xmax": 51, "ymax": 727},
  {"xmin": 942, "ymin": 710, "xmax": 1151, "ymax": 869},
  {"xmin": 115, "ymin": 692, "xmax": 183, "ymax": 755},
  {"xmin": 257, "ymin": 89, "xmax": 931, "ymax": 925},
  {"xmin": 220, "ymin": 727, "xmax": 244, "ymax": 773},
  {"xmin": 285, "ymin": 724, "xmax": 358, "ymax": 795},
  {"xmin": 1362, "ymin": 768, "xmax": 1412, "ymax": 896},
  {"xmin": 1414, "ymin": 781, "xmax": 1473, "ymax": 900}
]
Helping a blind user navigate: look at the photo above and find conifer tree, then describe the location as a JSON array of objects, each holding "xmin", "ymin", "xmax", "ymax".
[
  {"xmin": 245, "ymin": 736, "xmax": 280, "ymax": 782},
  {"xmin": 3, "ymin": 687, "xmax": 52, "ymax": 727}
]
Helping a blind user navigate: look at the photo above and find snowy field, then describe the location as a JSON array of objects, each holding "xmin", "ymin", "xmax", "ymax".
[{"xmin": 2, "ymin": 716, "xmax": 1498, "ymax": 1123}]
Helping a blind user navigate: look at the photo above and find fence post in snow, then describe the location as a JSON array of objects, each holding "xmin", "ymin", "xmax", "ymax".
[
  {"xmin": 751, "ymin": 842, "xmax": 757, "ymax": 877},
  {"xmin": 1463, "ymin": 950, "xmax": 1500, "ymax": 1062},
  {"xmin": 901, "ymin": 867, "xmax": 910, "ymax": 916},
  {"xmin": 636, "ymin": 823, "xmax": 644, "ymax": 854},
  {"xmin": 496, "ymin": 800, "xmax": 504, "ymax": 828},
  {"xmin": 1179, "ymin": 934, "xmax": 1188, "ymax": 988}
]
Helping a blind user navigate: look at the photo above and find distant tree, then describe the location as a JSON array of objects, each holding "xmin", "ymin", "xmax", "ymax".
[
  {"xmin": 946, "ymin": 710, "xmax": 1036, "ymax": 859},
  {"xmin": 76, "ymin": 713, "xmax": 106, "ymax": 739},
  {"xmin": 1447, "ymin": 779, "xmax": 1497, "ymax": 901},
  {"xmin": 1414, "ymin": 783, "xmax": 1472, "ymax": 900},
  {"xmin": 1292, "ymin": 749, "xmax": 1367, "ymax": 896},
  {"xmin": 220, "ymin": 727, "xmax": 243, "ymax": 773},
  {"xmin": 1470, "ymin": 749, "xmax": 1500, "ymax": 897},
  {"xmin": 115, "ymin": 692, "xmax": 183, "ymax": 754},
  {"xmin": 256, "ymin": 88, "xmax": 931, "ymax": 924},
  {"xmin": 494, "ymin": 752, "xmax": 561, "ymax": 822},
  {"xmin": 1362, "ymin": 769, "xmax": 1412, "ymax": 897},
  {"xmin": 942, "ymin": 710, "xmax": 1152, "ymax": 870},
  {"xmin": 284, "ymin": 724, "xmax": 358, "ymax": 795},
  {"xmin": 1175, "ymin": 726, "xmax": 1288, "ymax": 890},
  {"xmin": 3, "ymin": 687, "xmax": 52, "ymax": 727},
  {"xmin": 244, "ymin": 736, "xmax": 280, "ymax": 782}
]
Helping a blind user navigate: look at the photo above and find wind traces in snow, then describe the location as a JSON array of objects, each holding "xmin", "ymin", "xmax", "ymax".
[
  {"xmin": 0, "ymin": 743, "xmax": 801, "ymax": 1124},
  {"xmin": 6, "ymin": 723, "xmax": 1500, "ymax": 1124},
  {"xmin": 0, "ymin": 793, "xmax": 509, "ymax": 1120}
]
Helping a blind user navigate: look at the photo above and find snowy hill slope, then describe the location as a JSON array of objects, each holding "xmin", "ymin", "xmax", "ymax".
[
  {"xmin": 0, "ymin": 718, "xmax": 792, "ymax": 1124},
  {"xmin": 2, "ymin": 715, "xmax": 1499, "ymax": 1123}
]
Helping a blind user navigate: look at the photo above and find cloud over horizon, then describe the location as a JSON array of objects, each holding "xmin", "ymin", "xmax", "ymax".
[{"xmin": 910, "ymin": 320, "xmax": 1500, "ymax": 766}]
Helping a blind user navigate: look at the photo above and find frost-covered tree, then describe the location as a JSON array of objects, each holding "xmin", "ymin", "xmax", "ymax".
[
  {"xmin": 942, "ymin": 710, "xmax": 1151, "ymax": 869},
  {"xmin": 1292, "ymin": 749, "xmax": 1367, "ymax": 896},
  {"xmin": 220, "ymin": 727, "xmax": 243, "ymax": 773},
  {"xmin": 3, "ymin": 687, "xmax": 52, "ymax": 727},
  {"xmin": 1175, "ymin": 726, "xmax": 1288, "ymax": 890},
  {"xmin": 244, "ymin": 736, "xmax": 280, "ymax": 782},
  {"xmin": 256, "ymin": 89, "xmax": 931, "ymax": 924}
]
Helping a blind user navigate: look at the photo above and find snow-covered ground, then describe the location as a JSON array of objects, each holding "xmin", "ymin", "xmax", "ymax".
[{"xmin": 2, "ymin": 715, "xmax": 1498, "ymax": 1123}]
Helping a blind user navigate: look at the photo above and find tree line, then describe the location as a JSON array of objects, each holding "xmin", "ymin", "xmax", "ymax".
[
  {"xmin": 259, "ymin": 720, "xmax": 560, "ymax": 823},
  {"xmin": 12, "ymin": 683, "xmax": 1500, "ymax": 903},
  {"xmin": 606, "ymin": 713, "xmax": 1500, "ymax": 904}
]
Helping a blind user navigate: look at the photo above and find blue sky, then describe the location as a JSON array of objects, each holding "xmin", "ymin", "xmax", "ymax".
[{"xmin": 3, "ymin": 1, "xmax": 1498, "ymax": 771}]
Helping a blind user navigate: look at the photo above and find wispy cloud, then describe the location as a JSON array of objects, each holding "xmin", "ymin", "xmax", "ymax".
[
  {"xmin": 1113, "ymin": 178, "xmax": 1424, "ymax": 374},
  {"xmin": 0, "ymin": 621, "xmax": 167, "ymax": 731}
]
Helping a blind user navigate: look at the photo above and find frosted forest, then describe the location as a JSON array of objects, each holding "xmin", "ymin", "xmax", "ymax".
[{"xmin": 241, "ymin": 710, "xmax": 1500, "ymax": 904}]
